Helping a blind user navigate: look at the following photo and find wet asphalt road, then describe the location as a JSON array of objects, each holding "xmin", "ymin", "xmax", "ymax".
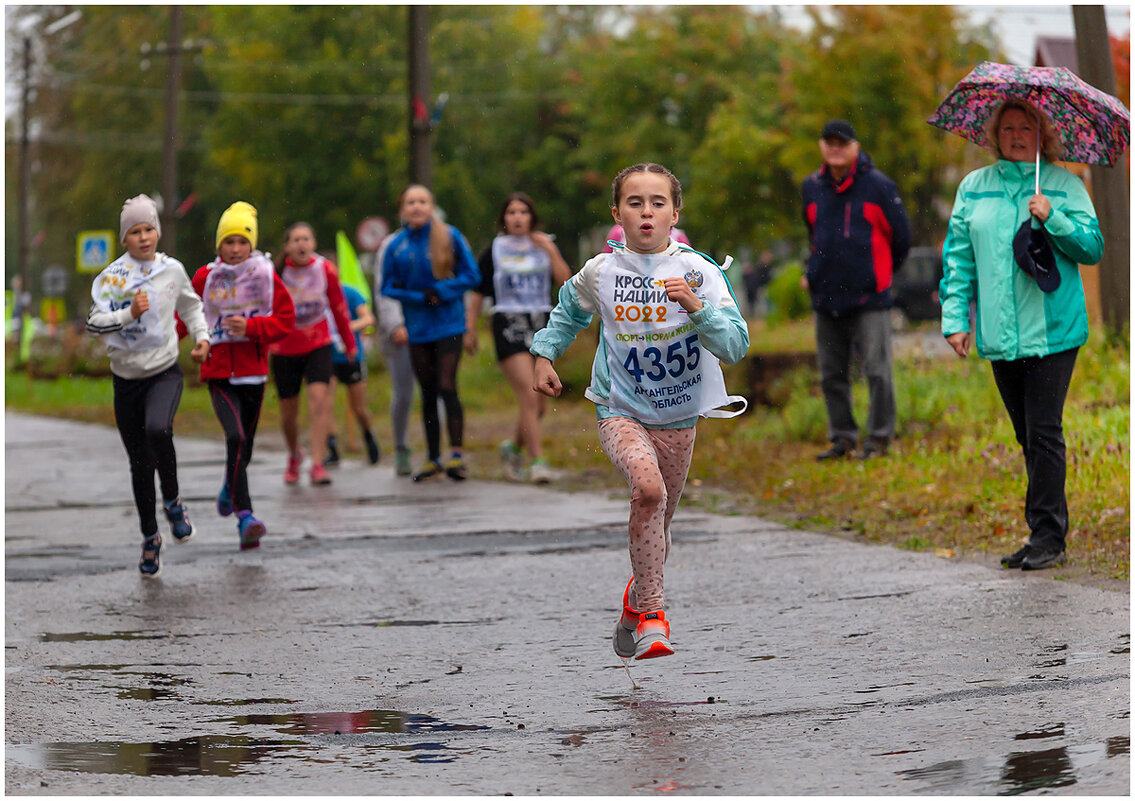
[{"xmin": 4, "ymin": 412, "xmax": 1130, "ymax": 795}]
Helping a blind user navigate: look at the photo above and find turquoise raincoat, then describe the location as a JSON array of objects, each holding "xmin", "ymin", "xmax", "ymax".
[{"xmin": 939, "ymin": 159, "xmax": 1103, "ymax": 361}]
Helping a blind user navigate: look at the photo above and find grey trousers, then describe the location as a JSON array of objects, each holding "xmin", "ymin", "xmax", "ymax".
[
  {"xmin": 814, "ymin": 308, "xmax": 895, "ymax": 444},
  {"xmin": 379, "ymin": 337, "xmax": 415, "ymax": 450}
]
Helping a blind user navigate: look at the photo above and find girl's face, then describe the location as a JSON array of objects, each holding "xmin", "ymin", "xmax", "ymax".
[
  {"xmin": 219, "ymin": 235, "xmax": 252, "ymax": 265},
  {"xmin": 612, "ymin": 172, "xmax": 679, "ymax": 254},
  {"xmin": 400, "ymin": 187, "xmax": 434, "ymax": 229},
  {"xmin": 503, "ymin": 200, "xmax": 533, "ymax": 236},
  {"xmin": 285, "ymin": 226, "xmax": 316, "ymax": 265},
  {"xmin": 998, "ymin": 108, "xmax": 1039, "ymax": 162},
  {"xmin": 124, "ymin": 223, "xmax": 159, "ymax": 262}
]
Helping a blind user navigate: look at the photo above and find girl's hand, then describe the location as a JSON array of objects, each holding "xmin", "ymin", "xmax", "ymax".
[
  {"xmin": 463, "ymin": 329, "xmax": 479, "ymax": 355},
  {"xmin": 946, "ymin": 331, "xmax": 970, "ymax": 358},
  {"xmin": 130, "ymin": 291, "xmax": 150, "ymax": 319},
  {"xmin": 533, "ymin": 356, "xmax": 562, "ymax": 397},
  {"xmin": 190, "ymin": 340, "xmax": 210, "ymax": 364},
  {"xmin": 663, "ymin": 277, "xmax": 703, "ymax": 313},
  {"xmin": 1028, "ymin": 194, "xmax": 1051, "ymax": 224},
  {"xmin": 531, "ymin": 231, "xmax": 555, "ymax": 251},
  {"xmin": 390, "ymin": 325, "xmax": 409, "ymax": 346},
  {"xmin": 221, "ymin": 315, "xmax": 247, "ymax": 337}
]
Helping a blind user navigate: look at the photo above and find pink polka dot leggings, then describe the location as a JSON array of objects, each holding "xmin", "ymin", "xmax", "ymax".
[{"xmin": 597, "ymin": 416, "xmax": 696, "ymax": 614}]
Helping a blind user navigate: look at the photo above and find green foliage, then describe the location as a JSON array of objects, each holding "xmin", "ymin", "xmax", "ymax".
[
  {"xmin": 765, "ymin": 261, "xmax": 811, "ymax": 326},
  {"xmin": 9, "ymin": 6, "xmax": 998, "ymax": 318}
]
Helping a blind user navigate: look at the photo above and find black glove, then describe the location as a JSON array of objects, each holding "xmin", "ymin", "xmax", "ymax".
[{"xmin": 423, "ymin": 288, "xmax": 441, "ymax": 307}]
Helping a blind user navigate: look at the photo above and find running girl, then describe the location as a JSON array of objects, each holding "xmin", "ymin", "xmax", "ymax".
[
  {"xmin": 189, "ymin": 201, "xmax": 295, "ymax": 550},
  {"xmin": 466, "ymin": 192, "xmax": 572, "ymax": 484},
  {"xmin": 531, "ymin": 164, "xmax": 749, "ymax": 659},
  {"xmin": 270, "ymin": 223, "xmax": 356, "ymax": 485},
  {"xmin": 380, "ymin": 185, "xmax": 480, "ymax": 481},
  {"xmin": 87, "ymin": 194, "xmax": 211, "ymax": 577}
]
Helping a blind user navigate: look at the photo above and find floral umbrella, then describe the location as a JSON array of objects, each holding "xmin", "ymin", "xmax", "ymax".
[{"xmin": 927, "ymin": 60, "xmax": 1131, "ymax": 169}]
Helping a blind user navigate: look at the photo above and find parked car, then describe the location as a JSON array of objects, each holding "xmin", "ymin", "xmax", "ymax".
[{"xmin": 893, "ymin": 246, "xmax": 943, "ymax": 322}]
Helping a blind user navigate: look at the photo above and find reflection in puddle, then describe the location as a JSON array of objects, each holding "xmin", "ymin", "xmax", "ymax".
[
  {"xmin": 6, "ymin": 736, "xmax": 305, "ymax": 777},
  {"xmin": 7, "ymin": 710, "xmax": 491, "ymax": 777},
  {"xmin": 40, "ymin": 631, "xmax": 168, "ymax": 643},
  {"xmin": 896, "ymin": 735, "xmax": 1128, "ymax": 794},
  {"xmin": 999, "ymin": 747, "xmax": 1076, "ymax": 793},
  {"xmin": 211, "ymin": 709, "xmax": 489, "ymax": 736}
]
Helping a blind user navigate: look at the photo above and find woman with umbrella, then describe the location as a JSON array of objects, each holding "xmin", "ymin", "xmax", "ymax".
[{"xmin": 937, "ymin": 93, "xmax": 1105, "ymax": 571}]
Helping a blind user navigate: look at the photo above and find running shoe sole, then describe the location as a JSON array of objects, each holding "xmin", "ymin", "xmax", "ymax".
[{"xmin": 635, "ymin": 637, "xmax": 675, "ymax": 660}]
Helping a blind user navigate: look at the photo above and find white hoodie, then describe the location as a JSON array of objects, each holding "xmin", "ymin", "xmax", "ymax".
[{"xmin": 86, "ymin": 252, "xmax": 209, "ymax": 379}]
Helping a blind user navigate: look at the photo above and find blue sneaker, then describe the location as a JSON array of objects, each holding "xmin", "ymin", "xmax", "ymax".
[
  {"xmin": 163, "ymin": 498, "xmax": 194, "ymax": 543},
  {"xmin": 237, "ymin": 512, "xmax": 266, "ymax": 551},
  {"xmin": 217, "ymin": 483, "xmax": 233, "ymax": 518},
  {"xmin": 139, "ymin": 532, "xmax": 162, "ymax": 578}
]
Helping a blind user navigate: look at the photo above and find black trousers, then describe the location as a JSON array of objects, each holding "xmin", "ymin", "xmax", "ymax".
[
  {"xmin": 208, "ymin": 380, "xmax": 266, "ymax": 514},
  {"xmin": 989, "ymin": 347, "xmax": 1078, "ymax": 552},
  {"xmin": 112, "ymin": 362, "xmax": 184, "ymax": 537},
  {"xmin": 409, "ymin": 334, "xmax": 464, "ymax": 462}
]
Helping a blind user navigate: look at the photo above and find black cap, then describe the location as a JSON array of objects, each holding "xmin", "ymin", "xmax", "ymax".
[
  {"xmin": 821, "ymin": 119, "xmax": 857, "ymax": 142},
  {"xmin": 1012, "ymin": 219, "xmax": 1061, "ymax": 293}
]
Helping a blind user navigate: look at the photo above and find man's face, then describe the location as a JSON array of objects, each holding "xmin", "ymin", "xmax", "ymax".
[{"xmin": 818, "ymin": 136, "xmax": 860, "ymax": 173}]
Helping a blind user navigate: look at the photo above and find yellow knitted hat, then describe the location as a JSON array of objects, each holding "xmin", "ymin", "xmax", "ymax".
[{"xmin": 215, "ymin": 201, "xmax": 258, "ymax": 250}]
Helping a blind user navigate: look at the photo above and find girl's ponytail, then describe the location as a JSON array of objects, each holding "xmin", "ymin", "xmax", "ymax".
[{"xmin": 428, "ymin": 212, "xmax": 454, "ymax": 279}]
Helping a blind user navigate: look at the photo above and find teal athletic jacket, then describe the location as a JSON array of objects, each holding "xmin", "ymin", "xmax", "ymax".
[{"xmin": 940, "ymin": 159, "xmax": 1103, "ymax": 361}]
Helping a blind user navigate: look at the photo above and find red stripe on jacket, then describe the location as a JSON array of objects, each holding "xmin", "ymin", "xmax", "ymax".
[{"xmin": 862, "ymin": 202, "xmax": 893, "ymax": 292}]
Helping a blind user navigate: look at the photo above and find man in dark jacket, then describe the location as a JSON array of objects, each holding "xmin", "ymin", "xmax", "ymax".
[{"xmin": 802, "ymin": 119, "xmax": 911, "ymax": 460}]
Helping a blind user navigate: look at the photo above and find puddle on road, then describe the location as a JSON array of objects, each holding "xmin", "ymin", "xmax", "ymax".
[
  {"xmin": 896, "ymin": 734, "xmax": 1130, "ymax": 794},
  {"xmin": 210, "ymin": 709, "xmax": 489, "ymax": 736},
  {"xmin": 40, "ymin": 631, "xmax": 169, "ymax": 643},
  {"xmin": 7, "ymin": 709, "xmax": 491, "ymax": 778}
]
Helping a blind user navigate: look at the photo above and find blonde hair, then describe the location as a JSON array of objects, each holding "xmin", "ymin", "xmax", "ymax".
[
  {"xmin": 399, "ymin": 184, "xmax": 453, "ymax": 280},
  {"xmin": 985, "ymin": 99, "xmax": 1064, "ymax": 162}
]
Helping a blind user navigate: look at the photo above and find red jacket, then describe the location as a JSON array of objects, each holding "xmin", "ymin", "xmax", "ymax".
[
  {"xmin": 269, "ymin": 256, "xmax": 356, "ymax": 359},
  {"xmin": 185, "ymin": 265, "xmax": 296, "ymax": 381}
]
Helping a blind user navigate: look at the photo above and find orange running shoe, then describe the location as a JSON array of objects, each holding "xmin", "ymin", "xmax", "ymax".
[
  {"xmin": 613, "ymin": 577, "xmax": 640, "ymax": 658},
  {"xmin": 633, "ymin": 610, "xmax": 674, "ymax": 660}
]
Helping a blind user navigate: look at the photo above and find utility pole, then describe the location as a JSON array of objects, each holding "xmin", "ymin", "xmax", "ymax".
[
  {"xmin": 18, "ymin": 35, "xmax": 31, "ymax": 296},
  {"xmin": 160, "ymin": 6, "xmax": 185, "ymax": 249},
  {"xmin": 1072, "ymin": 5, "xmax": 1130, "ymax": 336},
  {"xmin": 408, "ymin": 6, "xmax": 431, "ymax": 187}
]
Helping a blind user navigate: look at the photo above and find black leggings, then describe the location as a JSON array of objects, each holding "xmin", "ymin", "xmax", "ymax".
[
  {"xmin": 990, "ymin": 347, "xmax": 1078, "ymax": 551},
  {"xmin": 409, "ymin": 335, "xmax": 464, "ymax": 461},
  {"xmin": 208, "ymin": 380, "xmax": 266, "ymax": 514},
  {"xmin": 112, "ymin": 362, "xmax": 184, "ymax": 537}
]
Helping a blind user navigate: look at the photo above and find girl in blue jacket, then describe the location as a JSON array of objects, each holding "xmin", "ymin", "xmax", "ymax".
[
  {"xmin": 532, "ymin": 163, "xmax": 749, "ymax": 661},
  {"xmin": 380, "ymin": 185, "xmax": 480, "ymax": 481}
]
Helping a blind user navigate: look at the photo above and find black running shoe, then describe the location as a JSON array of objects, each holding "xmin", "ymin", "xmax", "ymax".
[
  {"xmin": 364, "ymin": 430, "xmax": 381, "ymax": 465},
  {"xmin": 163, "ymin": 498, "xmax": 194, "ymax": 543},
  {"xmin": 324, "ymin": 435, "xmax": 341, "ymax": 467},
  {"xmin": 139, "ymin": 532, "xmax": 162, "ymax": 578}
]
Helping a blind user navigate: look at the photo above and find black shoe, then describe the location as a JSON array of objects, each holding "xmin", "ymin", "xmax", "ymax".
[
  {"xmin": 1021, "ymin": 547, "xmax": 1067, "ymax": 571},
  {"xmin": 1001, "ymin": 544, "xmax": 1034, "ymax": 569},
  {"xmin": 139, "ymin": 532, "xmax": 162, "ymax": 578},
  {"xmin": 816, "ymin": 438, "xmax": 855, "ymax": 461},
  {"xmin": 413, "ymin": 460, "xmax": 444, "ymax": 482},
  {"xmin": 163, "ymin": 498, "xmax": 194, "ymax": 543},
  {"xmin": 445, "ymin": 456, "xmax": 468, "ymax": 481},
  {"xmin": 364, "ymin": 430, "xmax": 380, "ymax": 465},
  {"xmin": 858, "ymin": 437, "xmax": 889, "ymax": 461},
  {"xmin": 324, "ymin": 436, "xmax": 340, "ymax": 467}
]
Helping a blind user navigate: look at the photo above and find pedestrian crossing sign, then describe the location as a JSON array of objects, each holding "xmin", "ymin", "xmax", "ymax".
[{"xmin": 77, "ymin": 230, "xmax": 115, "ymax": 274}]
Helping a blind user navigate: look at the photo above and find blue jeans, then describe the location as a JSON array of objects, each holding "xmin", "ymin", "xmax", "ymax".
[
  {"xmin": 990, "ymin": 347, "xmax": 1078, "ymax": 552},
  {"xmin": 814, "ymin": 309, "xmax": 895, "ymax": 444}
]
